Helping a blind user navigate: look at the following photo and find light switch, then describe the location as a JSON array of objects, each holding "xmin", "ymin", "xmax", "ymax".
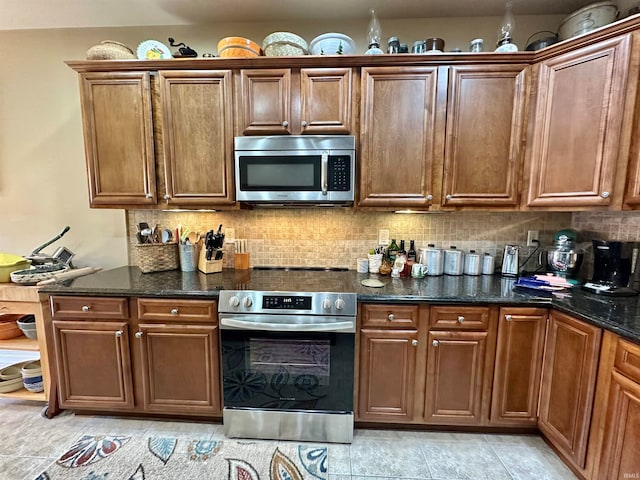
[
  {"xmin": 378, "ymin": 229, "xmax": 390, "ymax": 246},
  {"xmin": 225, "ymin": 227, "xmax": 236, "ymax": 243}
]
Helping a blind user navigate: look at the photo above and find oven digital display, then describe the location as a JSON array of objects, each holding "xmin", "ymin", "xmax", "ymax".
[{"xmin": 262, "ymin": 295, "xmax": 312, "ymax": 310}]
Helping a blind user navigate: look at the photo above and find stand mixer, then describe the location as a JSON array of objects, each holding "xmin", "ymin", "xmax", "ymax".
[{"xmin": 541, "ymin": 228, "xmax": 584, "ymax": 284}]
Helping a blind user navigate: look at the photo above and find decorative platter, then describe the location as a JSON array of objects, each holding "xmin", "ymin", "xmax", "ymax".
[{"xmin": 136, "ymin": 40, "xmax": 172, "ymax": 60}]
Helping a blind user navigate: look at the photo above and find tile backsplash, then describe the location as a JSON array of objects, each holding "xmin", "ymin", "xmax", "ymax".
[{"xmin": 127, "ymin": 209, "xmax": 573, "ymax": 270}]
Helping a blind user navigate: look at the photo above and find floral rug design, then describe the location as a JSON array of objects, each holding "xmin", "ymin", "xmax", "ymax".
[{"xmin": 35, "ymin": 435, "xmax": 328, "ymax": 480}]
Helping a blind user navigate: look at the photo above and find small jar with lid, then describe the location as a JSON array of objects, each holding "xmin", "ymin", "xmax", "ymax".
[
  {"xmin": 444, "ymin": 246, "xmax": 464, "ymax": 276},
  {"xmin": 412, "ymin": 40, "xmax": 426, "ymax": 54},
  {"xmin": 387, "ymin": 36, "xmax": 400, "ymax": 54},
  {"xmin": 464, "ymin": 250, "xmax": 482, "ymax": 275},
  {"xmin": 470, "ymin": 38, "xmax": 484, "ymax": 52}
]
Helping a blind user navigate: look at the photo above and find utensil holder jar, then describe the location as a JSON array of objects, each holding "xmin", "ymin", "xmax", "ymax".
[
  {"xmin": 179, "ymin": 244, "xmax": 199, "ymax": 272},
  {"xmin": 234, "ymin": 253, "xmax": 250, "ymax": 270}
]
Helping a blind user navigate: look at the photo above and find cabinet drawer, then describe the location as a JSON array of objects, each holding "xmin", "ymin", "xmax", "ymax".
[
  {"xmin": 137, "ymin": 298, "xmax": 217, "ymax": 323},
  {"xmin": 360, "ymin": 304, "xmax": 419, "ymax": 329},
  {"xmin": 50, "ymin": 296, "xmax": 128, "ymax": 320},
  {"xmin": 429, "ymin": 306, "xmax": 489, "ymax": 330},
  {"xmin": 614, "ymin": 337, "xmax": 640, "ymax": 384}
]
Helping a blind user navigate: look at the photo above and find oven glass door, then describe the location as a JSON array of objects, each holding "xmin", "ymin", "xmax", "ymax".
[{"xmin": 221, "ymin": 330, "xmax": 354, "ymax": 412}]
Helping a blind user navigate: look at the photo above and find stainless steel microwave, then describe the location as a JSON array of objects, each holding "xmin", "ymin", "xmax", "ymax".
[{"xmin": 234, "ymin": 135, "xmax": 356, "ymax": 205}]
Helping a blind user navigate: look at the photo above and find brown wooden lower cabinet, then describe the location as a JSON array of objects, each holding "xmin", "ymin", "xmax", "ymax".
[
  {"xmin": 490, "ymin": 307, "xmax": 547, "ymax": 426},
  {"xmin": 357, "ymin": 329, "xmax": 419, "ymax": 422},
  {"xmin": 538, "ymin": 310, "xmax": 601, "ymax": 471},
  {"xmin": 48, "ymin": 295, "xmax": 221, "ymax": 417},
  {"xmin": 53, "ymin": 320, "xmax": 134, "ymax": 409},
  {"xmin": 424, "ymin": 330, "xmax": 489, "ymax": 424},
  {"xmin": 596, "ymin": 335, "xmax": 640, "ymax": 480}
]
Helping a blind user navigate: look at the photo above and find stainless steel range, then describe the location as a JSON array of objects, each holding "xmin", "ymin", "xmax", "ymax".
[{"xmin": 218, "ymin": 290, "xmax": 356, "ymax": 443}]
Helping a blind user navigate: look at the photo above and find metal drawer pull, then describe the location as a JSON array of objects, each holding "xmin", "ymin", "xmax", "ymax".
[
  {"xmin": 412, "ymin": 339, "xmax": 418, "ymax": 346},
  {"xmin": 446, "ymin": 194, "xmax": 453, "ymax": 200},
  {"xmin": 388, "ymin": 313, "xmax": 395, "ymax": 321},
  {"xmin": 282, "ymin": 121, "xmax": 289, "ymax": 127},
  {"xmin": 601, "ymin": 192, "xmax": 610, "ymax": 198},
  {"xmin": 457, "ymin": 316, "xmax": 465, "ymax": 323},
  {"xmin": 301, "ymin": 120, "xmax": 308, "ymax": 127},
  {"xmin": 426, "ymin": 194, "xmax": 433, "ymax": 201},
  {"xmin": 115, "ymin": 330, "xmax": 123, "ymax": 338},
  {"xmin": 135, "ymin": 332, "xmax": 143, "ymax": 339},
  {"xmin": 82, "ymin": 305, "xmax": 91, "ymax": 312},
  {"xmin": 432, "ymin": 340, "xmax": 439, "ymax": 347},
  {"xmin": 505, "ymin": 314, "xmax": 513, "ymax": 321},
  {"xmin": 170, "ymin": 308, "xmax": 179, "ymax": 315}
]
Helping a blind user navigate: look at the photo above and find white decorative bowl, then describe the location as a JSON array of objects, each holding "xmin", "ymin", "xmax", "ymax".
[
  {"xmin": 0, "ymin": 377, "xmax": 24, "ymax": 393},
  {"xmin": 309, "ymin": 33, "xmax": 356, "ymax": 55},
  {"xmin": 262, "ymin": 32, "xmax": 308, "ymax": 56}
]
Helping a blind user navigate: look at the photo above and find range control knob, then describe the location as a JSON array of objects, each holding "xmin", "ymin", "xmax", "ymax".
[
  {"xmin": 335, "ymin": 298, "xmax": 345, "ymax": 310},
  {"xmin": 242, "ymin": 297, "xmax": 253, "ymax": 308},
  {"xmin": 322, "ymin": 298, "xmax": 333, "ymax": 310},
  {"xmin": 228, "ymin": 296, "xmax": 240, "ymax": 307}
]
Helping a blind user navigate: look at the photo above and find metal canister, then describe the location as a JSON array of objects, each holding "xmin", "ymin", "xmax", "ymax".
[
  {"xmin": 482, "ymin": 253, "xmax": 495, "ymax": 275},
  {"xmin": 418, "ymin": 244, "xmax": 444, "ymax": 276},
  {"xmin": 444, "ymin": 246, "xmax": 464, "ymax": 276},
  {"xmin": 412, "ymin": 40, "xmax": 426, "ymax": 54},
  {"xmin": 470, "ymin": 38, "xmax": 484, "ymax": 52},
  {"xmin": 464, "ymin": 250, "xmax": 482, "ymax": 275}
]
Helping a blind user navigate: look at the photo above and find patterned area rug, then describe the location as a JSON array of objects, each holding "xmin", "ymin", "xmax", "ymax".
[{"xmin": 35, "ymin": 435, "xmax": 328, "ymax": 480}]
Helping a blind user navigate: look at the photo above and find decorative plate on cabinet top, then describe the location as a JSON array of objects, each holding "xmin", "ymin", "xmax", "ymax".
[{"xmin": 136, "ymin": 40, "xmax": 172, "ymax": 60}]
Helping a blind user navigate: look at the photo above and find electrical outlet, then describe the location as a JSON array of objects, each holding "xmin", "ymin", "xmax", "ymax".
[
  {"xmin": 527, "ymin": 230, "xmax": 539, "ymax": 247},
  {"xmin": 225, "ymin": 227, "xmax": 235, "ymax": 243},
  {"xmin": 378, "ymin": 229, "xmax": 390, "ymax": 246}
]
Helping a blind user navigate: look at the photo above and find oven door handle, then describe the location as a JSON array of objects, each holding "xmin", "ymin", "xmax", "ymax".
[{"xmin": 219, "ymin": 317, "xmax": 355, "ymax": 333}]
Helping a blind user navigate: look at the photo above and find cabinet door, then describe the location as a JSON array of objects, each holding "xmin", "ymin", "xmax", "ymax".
[
  {"xmin": 359, "ymin": 66, "xmax": 443, "ymax": 208},
  {"xmin": 136, "ymin": 323, "xmax": 221, "ymax": 415},
  {"xmin": 424, "ymin": 330, "xmax": 488, "ymax": 424},
  {"xmin": 79, "ymin": 72, "xmax": 156, "ymax": 206},
  {"xmin": 300, "ymin": 68, "xmax": 352, "ymax": 134},
  {"xmin": 239, "ymin": 69, "xmax": 291, "ymax": 135},
  {"xmin": 53, "ymin": 320, "xmax": 134, "ymax": 409},
  {"xmin": 525, "ymin": 35, "xmax": 631, "ymax": 207},
  {"xmin": 358, "ymin": 329, "xmax": 418, "ymax": 422},
  {"xmin": 159, "ymin": 71, "xmax": 235, "ymax": 206},
  {"xmin": 442, "ymin": 65, "xmax": 528, "ymax": 207},
  {"xmin": 490, "ymin": 307, "xmax": 546, "ymax": 426},
  {"xmin": 538, "ymin": 310, "xmax": 601, "ymax": 469},
  {"xmin": 597, "ymin": 371, "xmax": 640, "ymax": 480}
]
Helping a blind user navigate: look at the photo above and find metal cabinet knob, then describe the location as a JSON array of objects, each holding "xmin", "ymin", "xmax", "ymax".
[
  {"xmin": 282, "ymin": 121, "xmax": 289, "ymax": 127},
  {"xmin": 163, "ymin": 194, "xmax": 171, "ymax": 200},
  {"xmin": 115, "ymin": 330, "xmax": 123, "ymax": 338},
  {"xmin": 145, "ymin": 193, "xmax": 153, "ymax": 199},
  {"xmin": 301, "ymin": 121, "xmax": 308, "ymax": 127},
  {"xmin": 388, "ymin": 313, "xmax": 395, "ymax": 321},
  {"xmin": 457, "ymin": 316, "xmax": 465, "ymax": 323},
  {"xmin": 135, "ymin": 331, "xmax": 143, "ymax": 339},
  {"xmin": 411, "ymin": 339, "xmax": 418, "ymax": 346},
  {"xmin": 505, "ymin": 314, "xmax": 513, "ymax": 321},
  {"xmin": 170, "ymin": 308, "xmax": 179, "ymax": 315},
  {"xmin": 82, "ymin": 305, "xmax": 91, "ymax": 312},
  {"xmin": 446, "ymin": 194, "xmax": 453, "ymax": 200},
  {"xmin": 432, "ymin": 340, "xmax": 439, "ymax": 347},
  {"xmin": 601, "ymin": 191, "xmax": 610, "ymax": 198},
  {"xmin": 426, "ymin": 194, "xmax": 433, "ymax": 201}
]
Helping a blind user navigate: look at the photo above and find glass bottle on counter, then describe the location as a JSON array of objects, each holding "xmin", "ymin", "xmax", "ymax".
[
  {"xmin": 407, "ymin": 240, "xmax": 417, "ymax": 261},
  {"xmin": 399, "ymin": 240, "xmax": 407, "ymax": 257},
  {"xmin": 387, "ymin": 238, "xmax": 400, "ymax": 263}
]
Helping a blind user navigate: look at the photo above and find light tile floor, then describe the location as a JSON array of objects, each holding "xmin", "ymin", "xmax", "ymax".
[{"xmin": 0, "ymin": 399, "xmax": 578, "ymax": 480}]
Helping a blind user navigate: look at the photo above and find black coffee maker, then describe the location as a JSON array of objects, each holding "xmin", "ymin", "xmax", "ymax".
[{"xmin": 582, "ymin": 240, "xmax": 640, "ymax": 296}]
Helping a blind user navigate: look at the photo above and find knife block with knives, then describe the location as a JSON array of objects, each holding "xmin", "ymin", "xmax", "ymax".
[
  {"xmin": 234, "ymin": 239, "xmax": 250, "ymax": 270},
  {"xmin": 197, "ymin": 247, "xmax": 222, "ymax": 274}
]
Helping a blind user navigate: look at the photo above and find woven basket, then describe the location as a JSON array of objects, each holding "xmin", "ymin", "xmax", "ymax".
[
  {"xmin": 135, "ymin": 243, "xmax": 179, "ymax": 273},
  {"xmin": 86, "ymin": 40, "xmax": 136, "ymax": 60},
  {"xmin": 263, "ymin": 32, "xmax": 308, "ymax": 56}
]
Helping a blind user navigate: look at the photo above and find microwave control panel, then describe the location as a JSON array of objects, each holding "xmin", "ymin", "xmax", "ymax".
[{"xmin": 328, "ymin": 156, "xmax": 351, "ymax": 191}]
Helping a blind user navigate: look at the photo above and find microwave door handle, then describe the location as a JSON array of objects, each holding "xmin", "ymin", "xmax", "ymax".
[{"xmin": 321, "ymin": 151, "xmax": 329, "ymax": 196}]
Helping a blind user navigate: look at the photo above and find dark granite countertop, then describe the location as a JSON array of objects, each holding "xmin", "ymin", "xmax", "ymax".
[{"xmin": 39, "ymin": 266, "xmax": 640, "ymax": 343}]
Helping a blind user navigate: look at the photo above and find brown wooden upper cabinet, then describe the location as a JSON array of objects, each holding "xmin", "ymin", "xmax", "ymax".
[
  {"xmin": 524, "ymin": 35, "xmax": 632, "ymax": 208},
  {"xmin": 78, "ymin": 72, "xmax": 156, "ymax": 207},
  {"xmin": 158, "ymin": 70, "xmax": 235, "ymax": 207},
  {"xmin": 238, "ymin": 68, "xmax": 353, "ymax": 136},
  {"xmin": 359, "ymin": 66, "xmax": 444, "ymax": 208},
  {"xmin": 441, "ymin": 64, "xmax": 528, "ymax": 208}
]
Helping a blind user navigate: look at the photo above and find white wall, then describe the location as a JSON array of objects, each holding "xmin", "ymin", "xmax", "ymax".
[{"xmin": 0, "ymin": 14, "xmax": 565, "ymax": 270}]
